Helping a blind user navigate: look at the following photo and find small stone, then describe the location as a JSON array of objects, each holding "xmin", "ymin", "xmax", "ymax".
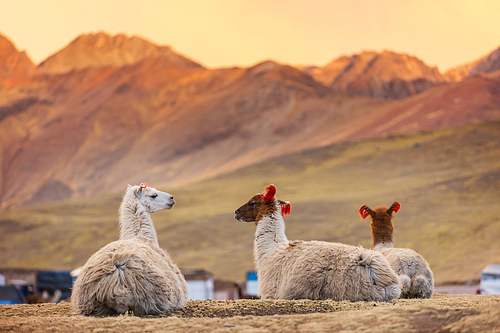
[{"xmin": 223, "ymin": 324, "xmax": 235, "ymax": 327}]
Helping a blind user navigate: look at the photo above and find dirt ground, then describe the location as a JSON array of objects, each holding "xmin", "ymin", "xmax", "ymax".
[{"xmin": 1, "ymin": 294, "xmax": 499, "ymax": 332}]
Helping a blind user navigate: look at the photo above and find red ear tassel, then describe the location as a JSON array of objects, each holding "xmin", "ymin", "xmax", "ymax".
[
  {"xmin": 140, "ymin": 183, "xmax": 148, "ymax": 189},
  {"xmin": 391, "ymin": 202, "xmax": 401, "ymax": 213},
  {"xmin": 359, "ymin": 205, "xmax": 370, "ymax": 219},
  {"xmin": 262, "ymin": 184, "xmax": 277, "ymax": 202},
  {"xmin": 281, "ymin": 202, "xmax": 291, "ymax": 216}
]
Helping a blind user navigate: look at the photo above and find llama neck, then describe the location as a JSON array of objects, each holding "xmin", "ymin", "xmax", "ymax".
[
  {"xmin": 371, "ymin": 221, "xmax": 394, "ymax": 250},
  {"xmin": 119, "ymin": 192, "xmax": 159, "ymax": 247},
  {"xmin": 253, "ymin": 211, "xmax": 288, "ymax": 265},
  {"xmin": 373, "ymin": 242, "xmax": 394, "ymax": 250}
]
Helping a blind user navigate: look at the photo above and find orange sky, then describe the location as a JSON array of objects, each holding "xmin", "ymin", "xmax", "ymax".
[{"xmin": 1, "ymin": 0, "xmax": 499, "ymax": 71}]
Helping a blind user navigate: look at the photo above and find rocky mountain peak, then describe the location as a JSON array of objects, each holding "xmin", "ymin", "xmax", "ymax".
[
  {"xmin": 0, "ymin": 33, "xmax": 36, "ymax": 80},
  {"xmin": 445, "ymin": 46, "xmax": 500, "ymax": 81},
  {"xmin": 37, "ymin": 31, "xmax": 203, "ymax": 74},
  {"xmin": 303, "ymin": 50, "xmax": 446, "ymax": 99}
]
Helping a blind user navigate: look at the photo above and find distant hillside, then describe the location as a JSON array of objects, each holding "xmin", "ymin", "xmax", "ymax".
[
  {"xmin": 298, "ymin": 70, "xmax": 500, "ymax": 149},
  {"xmin": 0, "ymin": 54, "xmax": 381, "ymax": 210},
  {"xmin": 0, "ymin": 34, "xmax": 35, "ymax": 80},
  {"xmin": 37, "ymin": 32, "xmax": 203, "ymax": 74},
  {"xmin": 302, "ymin": 50, "xmax": 446, "ymax": 99},
  {"xmin": 1, "ymin": 120, "xmax": 499, "ymax": 285},
  {"xmin": 445, "ymin": 46, "xmax": 500, "ymax": 81},
  {"xmin": 1, "ymin": 32, "xmax": 500, "ymax": 211}
]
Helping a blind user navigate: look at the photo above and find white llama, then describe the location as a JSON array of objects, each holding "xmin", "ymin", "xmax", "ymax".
[
  {"xmin": 359, "ymin": 202, "xmax": 434, "ymax": 298},
  {"xmin": 235, "ymin": 184, "xmax": 401, "ymax": 302},
  {"xmin": 71, "ymin": 183, "xmax": 188, "ymax": 315}
]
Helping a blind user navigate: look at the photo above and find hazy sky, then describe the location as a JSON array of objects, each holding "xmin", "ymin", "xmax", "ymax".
[{"xmin": 1, "ymin": 0, "xmax": 499, "ymax": 71}]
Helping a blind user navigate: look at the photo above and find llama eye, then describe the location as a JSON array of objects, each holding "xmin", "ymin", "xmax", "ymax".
[
  {"xmin": 150, "ymin": 193, "xmax": 158, "ymax": 198},
  {"xmin": 249, "ymin": 201, "xmax": 256, "ymax": 207}
]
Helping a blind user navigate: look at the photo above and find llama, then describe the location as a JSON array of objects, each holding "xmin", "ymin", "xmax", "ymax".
[
  {"xmin": 359, "ymin": 202, "xmax": 434, "ymax": 298},
  {"xmin": 71, "ymin": 183, "xmax": 188, "ymax": 315},
  {"xmin": 234, "ymin": 184, "xmax": 401, "ymax": 302}
]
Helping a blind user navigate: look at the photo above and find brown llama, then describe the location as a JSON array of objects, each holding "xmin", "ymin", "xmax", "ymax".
[{"xmin": 359, "ymin": 202, "xmax": 434, "ymax": 298}]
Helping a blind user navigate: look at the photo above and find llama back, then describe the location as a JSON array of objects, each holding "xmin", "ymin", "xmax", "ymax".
[
  {"xmin": 72, "ymin": 238, "xmax": 188, "ymax": 315},
  {"xmin": 258, "ymin": 241, "xmax": 400, "ymax": 301},
  {"xmin": 379, "ymin": 247, "xmax": 434, "ymax": 298}
]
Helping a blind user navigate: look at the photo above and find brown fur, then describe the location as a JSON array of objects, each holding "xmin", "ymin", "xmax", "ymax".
[
  {"xmin": 286, "ymin": 241, "xmax": 302, "ymax": 249},
  {"xmin": 235, "ymin": 194, "xmax": 283, "ymax": 226},
  {"xmin": 370, "ymin": 207, "xmax": 395, "ymax": 249}
]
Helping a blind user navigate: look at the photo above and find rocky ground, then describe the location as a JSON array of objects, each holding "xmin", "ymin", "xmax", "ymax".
[{"xmin": 1, "ymin": 294, "xmax": 500, "ymax": 332}]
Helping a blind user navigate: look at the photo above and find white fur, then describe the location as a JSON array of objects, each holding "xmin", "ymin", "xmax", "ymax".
[
  {"xmin": 118, "ymin": 184, "xmax": 174, "ymax": 246},
  {"xmin": 72, "ymin": 184, "xmax": 188, "ymax": 315},
  {"xmin": 375, "ymin": 243, "xmax": 434, "ymax": 299}
]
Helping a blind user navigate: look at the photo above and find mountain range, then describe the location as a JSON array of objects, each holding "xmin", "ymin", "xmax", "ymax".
[
  {"xmin": 302, "ymin": 50, "xmax": 447, "ymax": 99},
  {"xmin": 1, "ymin": 31, "xmax": 500, "ymax": 210}
]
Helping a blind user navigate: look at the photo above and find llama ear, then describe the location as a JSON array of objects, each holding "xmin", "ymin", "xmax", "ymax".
[
  {"xmin": 359, "ymin": 205, "xmax": 374, "ymax": 219},
  {"xmin": 262, "ymin": 184, "xmax": 277, "ymax": 202},
  {"xmin": 387, "ymin": 201, "xmax": 401, "ymax": 215},
  {"xmin": 135, "ymin": 183, "xmax": 148, "ymax": 197},
  {"xmin": 281, "ymin": 201, "xmax": 291, "ymax": 216},
  {"xmin": 134, "ymin": 186, "xmax": 143, "ymax": 197}
]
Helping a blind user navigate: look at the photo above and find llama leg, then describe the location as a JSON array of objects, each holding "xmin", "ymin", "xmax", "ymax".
[
  {"xmin": 398, "ymin": 274, "xmax": 412, "ymax": 298},
  {"xmin": 409, "ymin": 274, "xmax": 432, "ymax": 298}
]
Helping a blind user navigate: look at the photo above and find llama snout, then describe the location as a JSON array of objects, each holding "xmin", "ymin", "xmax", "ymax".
[
  {"xmin": 235, "ymin": 209, "xmax": 243, "ymax": 222},
  {"xmin": 166, "ymin": 196, "xmax": 175, "ymax": 208}
]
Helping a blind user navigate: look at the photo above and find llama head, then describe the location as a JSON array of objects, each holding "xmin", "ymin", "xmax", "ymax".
[
  {"xmin": 359, "ymin": 202, "xmax": 400, "ymax": 247},
  {"xmin": 359, "ymin": 201, "xmax": 400, "ymax": 221},
  {"xmin": 234, "ymin": 184, "xmax": 291, "ymax": 224},
  {"xmin": 127, "ymin": 183, "xmax": 175, "ymax": 213}
]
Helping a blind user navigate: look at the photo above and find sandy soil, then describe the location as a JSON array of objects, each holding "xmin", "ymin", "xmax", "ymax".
[{"xmin": 1, "ymin": 294, "xmax": 499, "ymax": 332}]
